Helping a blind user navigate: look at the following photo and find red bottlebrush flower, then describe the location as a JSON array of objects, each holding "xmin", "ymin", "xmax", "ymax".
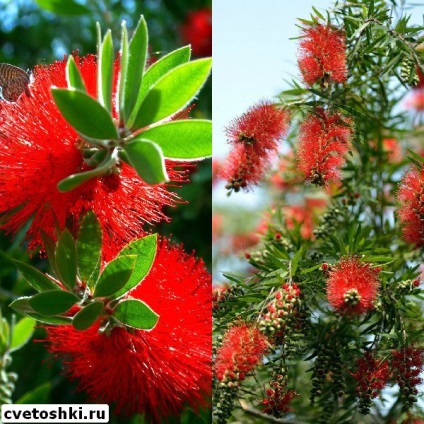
[
  {"xmin": 180, "ymin": 8, "xmax": 212, "ymax": 57},
  {"xmin": 397, "ymin": 168, "xmax": 424, "ymax": 247},
  {"xmin": 0, "ymin": 56, "xmax": 189, "ymax": 259},
  {"xmin": 298, "ymin": 23, "xmax": 347, "ymax": 86},
  {"xmin": 404, "ymin": 89, "xmax": 424, "ymax": 111},
  {"xmin": 392, "ymin": 347, "xmax": 424, "ymax": 409},
  {"xmin": 226, "ymin": 101, "xmax": 290, "ymax": 153},
  {"xmin": 214, "ymin": 323, "xmax": 269, "ymax": 382},
  {"xmin": 262, "ymin": 375, "xmax": 298, "ymax": 418},
  {"xmin": 220, "ymin": 143, "xmax": 269, "ymax": 192},
  {"xmin": 45, "ymin": 240, "xmax": 211, "ymax": 422},
  {"xmin": 297, "ymin": 108, "xmax": 353, "ymax": 186},
  {"xmin": 220, "ymin": 102, "xmax": 290, "ymax": 193},
  {"xmin": 326, "ymin": 257, "xmax": 380, "ymax": 315},
  {"xmin": 351, "ymin": 352, "xmax": 390, "ymax": 414}
]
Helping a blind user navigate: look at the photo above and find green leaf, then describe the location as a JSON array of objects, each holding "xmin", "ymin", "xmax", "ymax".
[
  {"xmin": 12, "ymin": 259, "xmax": 58, "ymax": 292},
  {"xmin": 93, "ymin": 255, "xmax": 137, "ymax": 298},
  {"xmin": 98, "ymin": 30, "xmax": 114, "ymax": 112},
  {"xmin": 139, "ymin": 120, "xmax": 211, "ymax": 160},
  {"xmin": 291, "ymin": 247, "xmax": 303, "ymax": 276},
  {"xmin": 10, "ymin": 317, "xmax": 35, "ymax": 352},
  {"xmin": 66, "ymin": 56, "xmax": 86, "ymax": 92},
  {"xmin": 113, "ymin": 299, "xmax": 158, "ymax": 330},
  {"xmin": 35, "ymin": 0, "xmax": 89, "ymax": 16},
  {"xmin": 17, "ymin": 383, "xmax": 51, "ymax": 404},
  {"xmin": 57, "ymin": 150, "xmax": 118, "ymax": 192},
  {"xmin": 119, "ymin": 21, "xmax": 129, "ymax": 123},
  {"xmin": 52, "ymin": 88, "xmax": 119, "ymax": 141},
  {"xmin": 127, "ymin": 45, "xmax": 191, "ymax": 126},
  {"xmin": 25, "ymin": 313, "xmax": 72, "ymax": 325},
  {"xmin": 40, "ymin": 230, "xmax": 58, "ymax": 276},
  {"xmin": 407, "ymin": 148, "xmax": 424, "ymax": 168},
  {"xmin": 122, "ymin": 16, "xmax": 148, "ymax": 122},
  {"xmin": 132, "ymin": 58, "xmax": 212, "ymax": 130},
  {"xmin": 55, "ymin": 229, "xmax": 77, "ymax": 290},
  {"xmin": 124, "ymin": 139, "xmax": 168, "ymax": 184},
  {"xmin": 29, "ymin": 290, "xmax": 78, "ymax": 316},
  {"xmin": 311, "ymin": 6, "xmax": 325, "ymax": 20},
  {"xmin": 9, "ymin": 298, "xmax": 72, "ymax": 325},
  {"xmin": 114, "ymin": 234, "xmax": 157, "ymax": 298},
  {"xmin": 72, "ymin": 301, "xmax": 103, "ymax": 331},
  {"xmin": 77, "ymin": 211, "xmax": 102, "ymax": 288}
]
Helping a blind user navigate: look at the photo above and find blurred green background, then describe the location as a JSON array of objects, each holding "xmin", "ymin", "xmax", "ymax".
[{"xmin": 0, "ymin": 0, "xmax": 211, "ymax": 422}]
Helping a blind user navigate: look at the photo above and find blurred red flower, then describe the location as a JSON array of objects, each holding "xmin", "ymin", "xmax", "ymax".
[
  {"xmin": 0, "ymin": 56, "xmax": 189, "ymax": 259},
  {"xmin": 45, "ymin": 239, "xmax": 211, "ymax": 422},
  {"xmin": 326, "ymin": 257, "xmax": 380, "ymax": 315},
  {"xmin": 298, "ymin": 23, "xmax": 347, "ymax": 86},
  {"xmin": 397, "ymin": 168, "xmax": 424, "ymax": 247},
  {"xmin": 214, "ymin": 323, "xmax": 268, "ymax": 382},
  {"xmin": 181, "ymin": 8, "xmax": 212, "ymax": 57},
  {"xmin": 297, "ymin": 108, "xmax": 353, "ymax": 186}
]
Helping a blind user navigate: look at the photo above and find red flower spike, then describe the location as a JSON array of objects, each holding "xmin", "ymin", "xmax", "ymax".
[
  {"xmin": 214, "ymin": 323, "xmax": 269, "ymax": 382},
  {"xmin": 397, "ymin": 168, "xmax": 424, "ymax": 247},
  {"xmin": 352, "ymin": 352, "xmax": 390, "ymax": 397},
  {"xmin": 298, "ymin": 23, "xmax": 347, "ymax": 86},
  {"xmin": 262, "ymin": 376, "xmax": 298, "ymax": 418},
  {"xmin": 392, "ymin": 347, "xmax": 424, "ymax": 408},
  {"xmin": 0, "ymin": 56, "xmax": 190, "ymax": 259},
  {"xmin": 45, "ymin": 239, "xmax": 211, "ymax": 422},
  {"xmin": 297, "ymin": 108, "xmax": 353, "ymax": 186},
  {"xmin": 326, "ymin": 257, "xmax": 380, "ymax": 315},
  {"xmin": 220, "ymin": 102, "xmax": 290, "ymax": 193},
  {"xmin": 180, "ymin": 8, "xmax": 212, "ymax": 57}
]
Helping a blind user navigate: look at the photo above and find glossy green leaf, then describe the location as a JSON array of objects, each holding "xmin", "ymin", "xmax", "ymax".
[
  {"xmin": 29, "ymin": 290, "xmax": 78, "ymax": 316},
  {"xmin": 35, "ymin": 0, "xmax": 89, "ymax": 16},
  {"xmin": 24, "ymin": 313, "xmax": 72, "ymax": 325},
  {"xmin": 9, "ymin": 298, "xmax": 34, "ymax": 315},
  {"xmin": 52, "ymin": 88, "xmax": 119, "ymax": 140},
  {"xmin": 127, "ymin": 45, "xmax": 191, "ymax": 126},
  {"xmin": 66, "ymin": 56, "xmax": 86, "ymax": 92},
  {"xmin": 119, "ymin": 21, "xmax": 129, "ymax": 122},
  {"xmin": 40, "ymin": 230, "xmax": 59, "ymax": 276},
  {"xmin": 17, "ymin": 383, "xmax": 51, "ymax": 404},
  {"xmin": 77, "ymin": 211, "xmax": 102, "ymax": 288},
  {"xmin": 113, "ymin": 299, "xmax": 159, "ymax": 330},
  {"xmin": 12, "ymin": 259, "xmax": 58, "ymax": 292},
  {"xmin": 55, "ymin": 229, "xmax": 77, "ymax": 290},
  {"xmin": 132, "ymin": 58, "xmax": 212, "ymax": 129},
  {"xmin": 10, "ymin": 317, "xmax": 35, "ymax": 352},
  {"xmin": 57, "ymin": 151, "xmax": 118, "ymax": 192},
  {"xmin": 124, "ymin": 139, "xmax": 168, "ymax": 184},
  {"xmin": 72, "ymin": 301, "xmax": 103, "ymax": 331},
  {"xmin": 93, "ymin": 255, "xmax": 137, "ymax": 298},
  {"xmin": 98, "ymin": 30, "xmax": 114, "ymax": 112},
  {"xmin": 139, "ymin": 120, "xmax": 211, "ymax": 160},
  {"xmin": 9, "ymin": 298, "xmax": 72, "ymax": 325},
  {"xmin": 114, "ymin": 234, "xmax": 157, "ymax": 298},
  {"xmin": 122, "ymin": 16, "xmax": 148, "ymax": 122}
]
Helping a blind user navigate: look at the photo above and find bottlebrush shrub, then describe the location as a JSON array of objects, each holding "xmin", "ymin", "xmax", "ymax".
[
  {"xmin": 0, "ymin": 15, "xmax": 212, "ymax": 258},
  {"xmin": 10, "ymin": 212, "xmax": 211, "ymax": 421},
  {"xmin": 213, "ymin": 1, "xmax": 424, "ymax": 423}
]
